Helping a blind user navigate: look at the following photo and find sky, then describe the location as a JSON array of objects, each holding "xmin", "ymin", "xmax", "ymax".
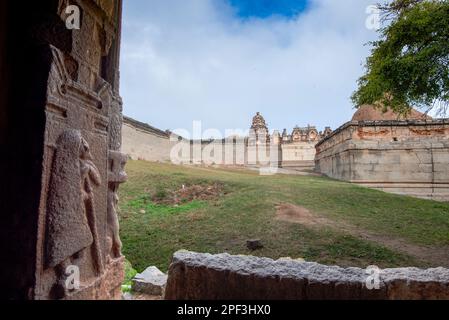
[{"xmin": 120, "ymin": 0, "xmax": 380, "ymax": 137}]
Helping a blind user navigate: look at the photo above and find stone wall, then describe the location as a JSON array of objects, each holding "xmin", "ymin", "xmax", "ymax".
[
  {"xmin": 121, "ymin": 116, "xmax": 177, "ymax": 162},
  {"xmin": 165, "ymin": 251, "xmax": 449, "ymax": 300},
  {"xmin": 315, "ymin": 119, "xmax": 449, "ymax": 201},
  {"xmin": 0, "ymin": 0, "xmax": 126, "ymax": 300},
  {"xmin": 281, "ymin": 141, "xmax": 316, "ymax": 170},
  {"xmin": 122, "ymin": 116, "xmax": 316, "ymax": 169}
]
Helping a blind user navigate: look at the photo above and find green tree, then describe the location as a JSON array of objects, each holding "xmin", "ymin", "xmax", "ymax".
[{"xmin": 352, "ymin": 0, "xmax": 449, "ymax": 116}]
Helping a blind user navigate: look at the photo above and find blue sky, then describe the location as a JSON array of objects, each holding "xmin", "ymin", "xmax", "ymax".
[
  {"xmin": 229, "ymin": 0, "xmax": 309, "ymax": 19},
  {"xmin": 120, "ymin": 0, "xmax": 379, "ymax": 138}
]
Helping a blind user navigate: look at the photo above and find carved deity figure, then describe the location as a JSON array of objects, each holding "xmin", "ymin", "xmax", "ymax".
[
  {"xmin": 45, "ymin": 130, "xmax": 102, "ymax": 298},
  {"xmin": 107, "ymin": 151, "xmax": 127, "ymax": 260}
]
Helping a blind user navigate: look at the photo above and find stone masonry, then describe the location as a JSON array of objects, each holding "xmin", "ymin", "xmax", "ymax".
[
  {"xmin": 121, "ymin": 116, "xmax": 178, "ymax": 162},
  {"xmin": 3, "ymin": 1, "xmax": 448, "ymax": 301},
  {"xmin": 121, "ymin": 112, "xmax": 332, "ymax": 170},
  {"xmin": 315, "ymin": 118, "xmax": 449, "ymax": 201},
  {"xmin": 0, "ymin": 0, "xmax": 126, "ymax": 300},
  {"xmin": 165, "ymin": 251, "xmax": 449, "ymax": 300}
]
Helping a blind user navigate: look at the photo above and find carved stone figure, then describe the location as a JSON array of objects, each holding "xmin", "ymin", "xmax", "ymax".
[
  {"xmin": 107, "ymin": 150, "xmax": 128, "ymax": 260},
  {"xmin": 1, "ymin": 0, "xmax": 125, "ymax": 300},
  {"xmin": 46, "ymin": 129, "xmax": 102, "ymax": 298}
]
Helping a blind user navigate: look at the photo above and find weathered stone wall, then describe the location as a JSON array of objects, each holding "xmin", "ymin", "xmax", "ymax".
[
  {"xmin": 165, "ymin": 251, "xmax": 449, "ymax": 300},
  {"xmin": 315, "ymin": 120, "xmax": 449, "ymax": 201},
  {"xmin": 121, "ymin": 117, "xmax": 177, "ymax": 162},
  {"xmin": 281, "ymin": 141, "xmax": 316, "ymax": 170},
  {"xmin": 1, "ymin": 0, "xmax": 126, "ymax": 300},
  {"xmin": 122, "ymin": 116, "xmax": 315, "ymax": 169}
]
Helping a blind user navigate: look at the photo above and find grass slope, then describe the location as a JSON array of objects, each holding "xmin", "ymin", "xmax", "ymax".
[{"xmin": 119, "ymin": 161, "xmax": 449, "ymax": 272}]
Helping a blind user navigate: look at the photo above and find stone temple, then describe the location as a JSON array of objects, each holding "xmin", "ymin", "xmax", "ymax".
[
  {"xmin": 1, "ymin": 0, "xmax": 449, "ymax": 301},
  {"xmin": 315, "ymin": 105, "xmax": 449, "ymax": 201},
  {"xmin": 247, "ymin": 112, "xmax": 333, "ymax": 169},
  {"xmin": 122, "ymin": 106, "xmax": 449, "ymax": 201},
  {"xmin": 122, "ymin": 111, "xmax": 332, "ymax": 171}
]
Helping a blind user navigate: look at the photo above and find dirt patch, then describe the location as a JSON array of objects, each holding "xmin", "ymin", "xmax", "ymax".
[
  {"xmin": 152, "ymin": 183, "xmax": 226, "ymax": 205},
  {"xmin": 353, "ymin": 231, "xmax": 449, "ymax": 268},
  {"xmin": 275, "ymin": 203, "xmax": 333, "ymax": 227},
  {"xmin": 275, "ymin": 203, "xmax": 449, "ymax": 267}
]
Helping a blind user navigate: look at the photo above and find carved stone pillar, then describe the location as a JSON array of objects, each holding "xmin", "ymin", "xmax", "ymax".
[{"xmin": 0, "ymin": 0, "xmax": 126, "ymax": 300}]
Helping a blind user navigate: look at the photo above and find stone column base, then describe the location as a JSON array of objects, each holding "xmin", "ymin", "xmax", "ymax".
[{"xmin": 64, "ymin": 257, "xmax": 125, "ymax": 300}]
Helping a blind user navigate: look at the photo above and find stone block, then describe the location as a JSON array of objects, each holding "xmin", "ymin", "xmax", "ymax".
[
  {"xmin": 315, "ymin": 121, "xmax": 449, "ymax": 201},
  {"xmin": 165, "ymin": 251, "xmax": 449, "ymax": 300},
  {"xmin": 132, "ymin": 266, "xmax": 168, "ymax": 296}
]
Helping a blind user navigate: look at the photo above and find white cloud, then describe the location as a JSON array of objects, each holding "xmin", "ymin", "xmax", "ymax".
[{"xmin": 120, "ymin": 0, "xmax": 379, "ymax": 136}]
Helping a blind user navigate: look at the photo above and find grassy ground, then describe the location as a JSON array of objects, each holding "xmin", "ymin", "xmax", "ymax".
[{"xmin": 119, "ymin": 160, "xmax": 449, "ymax": 273}]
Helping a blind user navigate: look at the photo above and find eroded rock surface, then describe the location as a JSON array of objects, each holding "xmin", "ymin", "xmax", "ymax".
[
  {"xmin": 133, "ymin": 266, "xmax": 168, "ymax": 296},
  {"xmin": 165, "ymin": 251, "xmax": 449, "ymax": 300}
]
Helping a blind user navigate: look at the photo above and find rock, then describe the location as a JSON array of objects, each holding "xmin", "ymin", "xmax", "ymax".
[
  {"xmin": 121, "ymin": 292, "xmax": 163, "ymax": 301},
  {"xmin": 165, "ymin": 251, "xmax": 449, "ymax": 300},
  {"xmin": 278, "ymin": 257, "xmax": 305, "ymax": 263},
  {"xmin": 246, "ymin": 239, "xmax": 263, "ymax": 251},
  {"xmin": 132, "ymin": 266, "xmax": 168, "ymax": 296},
  {"xmin": 122, "ymin": 292, "xmax": 133, "ymax": 300}
]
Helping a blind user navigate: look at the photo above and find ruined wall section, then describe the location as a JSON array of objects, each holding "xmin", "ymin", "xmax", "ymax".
[
  {"xmin": 315, "ymin": 120, "xmax": 449, "ymax": 201},
  {"xmin": 165, "ymin": 251, "xmax": 449, "ymax": 300}
]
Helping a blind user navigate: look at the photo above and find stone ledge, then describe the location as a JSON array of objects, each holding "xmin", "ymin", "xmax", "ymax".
[
  {"xmin": 123, "ymin": 116, "xmax": 170, "ymax": 138},
  {"xmin": 316, "ymin": 119, "xmax": 449, "ymax": 148},
  {"xmin": 165, "ymin": 251, "xmax": 449, "ymax": 300}
]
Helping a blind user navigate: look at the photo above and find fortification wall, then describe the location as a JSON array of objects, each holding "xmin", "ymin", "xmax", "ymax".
[
  {"xmin": 315, "ymin": 119, "xmax": 449, "ymax": 201},
  {"xmin": 121, "ymin": 117, "xmax": 178, "ymax": 162},
  {"xmin": 281, "ymin": 141, "xmax": 316, "ymax": 170},
  {"xmin": 121, "ymin": 117, "xmax": 280, "ymax": 167},
  {"xmin": 121, "ymin": 117, "xmax": 315, "ymax": 169}
]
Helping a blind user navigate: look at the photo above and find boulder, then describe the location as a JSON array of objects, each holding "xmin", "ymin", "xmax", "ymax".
[{"xmin": 132, "ymin": 266, "xmax": 168, "ymax": 296}]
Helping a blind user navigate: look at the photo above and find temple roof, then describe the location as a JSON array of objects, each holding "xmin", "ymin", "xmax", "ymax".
[
  {"xmin": 251, "ymin": 112, "xmax": 268, "ymax": 130},
  {"xmin": 352, "ymin": 105, "xmax": 431, "ymax": 121}
]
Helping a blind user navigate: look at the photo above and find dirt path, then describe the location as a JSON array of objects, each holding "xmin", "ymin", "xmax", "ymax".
[{"xmin": 275, "ymin": 203, "xmax": 449, "ymax": 267}]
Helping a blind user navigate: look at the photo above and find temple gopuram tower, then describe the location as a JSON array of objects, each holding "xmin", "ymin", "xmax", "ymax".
[
  {"xmin": 247, "ymin": 112, "xmax": 278, "ymax": 166},
  {"xmin": 250, "ymin": 112, "xmax": 270, "ymax": 144}
]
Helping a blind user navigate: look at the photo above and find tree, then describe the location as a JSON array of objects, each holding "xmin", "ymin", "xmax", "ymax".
[{"xmin": 352, "ymin": 0, "xmax": 449, "ymax": 116}]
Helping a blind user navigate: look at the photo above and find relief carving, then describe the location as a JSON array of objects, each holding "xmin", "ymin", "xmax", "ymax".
[
  {"xmin": 30, "ymin": 0, "xmax": 126, "ymax": 300},
  {"xmin": 107, "ymin": 151, "xmax": 127, "ymax": 260},
  {"xmin": 45, "ymin": 129, "xmax": 103, "ymax": 298},
  {"xmin": 410, "ymin": 127, "xmax": 447, "ymax": 136},
  {"xmin": 357, "ymin": 128, "xmax": 390, "ymax": 139},
  {"xmin": 64, "ymin": 54, "xmax": 79, "ymax": 82}
]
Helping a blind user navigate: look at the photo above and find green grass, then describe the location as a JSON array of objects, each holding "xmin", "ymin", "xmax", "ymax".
[
  {"xmin": 122, "ymin": 259, "xmax": 138, "ymax": 293},
  {"xmin": 125, "ymin": 194, "xmax": 206, "ymax": 217},
  {"xmin": 119, "ymin": 161, "xmax": 449, "ymax": 273}
]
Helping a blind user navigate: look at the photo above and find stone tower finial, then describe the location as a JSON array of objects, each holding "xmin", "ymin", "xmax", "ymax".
[{"xmin": 251, "ymin": 112, "xmax": 268, "ymax": 131}]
